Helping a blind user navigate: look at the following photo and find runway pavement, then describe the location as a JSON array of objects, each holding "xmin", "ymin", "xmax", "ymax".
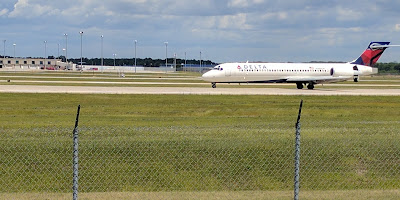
[{"xmin": 1, "ymin": 85, "xmax": 400, "ymax": 96}]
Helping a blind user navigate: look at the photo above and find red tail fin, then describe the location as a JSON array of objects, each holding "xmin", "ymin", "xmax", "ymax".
[{"xmin": 351, "ymin": 42, "xmax": 390, "ymax": 66}]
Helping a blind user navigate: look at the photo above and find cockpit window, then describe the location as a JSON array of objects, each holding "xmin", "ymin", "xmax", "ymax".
[{"xmin": 213, "ymin": 66, "xmax": 223, "ymax": 71}]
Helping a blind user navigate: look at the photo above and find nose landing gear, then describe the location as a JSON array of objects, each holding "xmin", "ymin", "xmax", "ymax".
[
  {"xmin": 211, "ymin": 82, "xmax": 216, "ymax": 88},
  {"xmin": 353, "ymin": 75, "xmax": 359, "ymax": 82}
]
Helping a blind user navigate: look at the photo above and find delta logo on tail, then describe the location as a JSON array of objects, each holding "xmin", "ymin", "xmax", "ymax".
[{"xmin": 351, "ymin": 42, "xmax": 390, "ymax": 67}]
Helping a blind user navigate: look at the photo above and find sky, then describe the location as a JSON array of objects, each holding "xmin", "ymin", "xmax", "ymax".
[{"xmin": 0, "ymin": 0, "xmax": 400, "ymax": 63}]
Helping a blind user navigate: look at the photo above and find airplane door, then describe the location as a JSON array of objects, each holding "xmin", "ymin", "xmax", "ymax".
[{"xmin": 225, "ymin": 68, "xmax": 231, "ymax": 76}]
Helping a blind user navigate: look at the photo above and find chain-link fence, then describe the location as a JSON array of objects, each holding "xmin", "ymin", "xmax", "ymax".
[{"xmin": 0, "ymin": 120, "xmax": 399, "ymax": 199}]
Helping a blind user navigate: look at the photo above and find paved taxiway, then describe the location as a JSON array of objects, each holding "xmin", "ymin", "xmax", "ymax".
[{"xmin": 1, "ymin": 85, "xmax": 400, "ymax": 96}]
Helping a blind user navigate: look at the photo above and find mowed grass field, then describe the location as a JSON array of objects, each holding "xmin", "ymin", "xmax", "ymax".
[
  {"xmin": 1, "ymin": 71, "xmax": 400, "ymax": 199},
  {"xmin": 0, "ymin": 92, "xmax": 400, "ymax": 199}
]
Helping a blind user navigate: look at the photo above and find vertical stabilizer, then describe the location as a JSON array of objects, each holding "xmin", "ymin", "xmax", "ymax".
[{"xmin": 351, "ymin": 42, "xmax": 390, "ymax": 66}]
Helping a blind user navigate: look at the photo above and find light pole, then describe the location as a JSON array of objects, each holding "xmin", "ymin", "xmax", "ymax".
[
  {"xmin": 3, "ymin": 40, "xmax": 6, "ymax": 61},
  {"xmin": 79, "ymin": 31, "xmax": 83, "ymax": 70},
  {"xmin": 164, "ymin": 42, "xmax": 168, "ymax": 73},
  {"xmin": 13, "ymin": 43, "xmax": 16, "ymax": 58},
  {"xmin": 200, "ymin": 51, "xmax": 202, "ymax": 73},
  {"xmin": 184, "ymin": 52, "xmax": 187, "ymax": 72},
  {"xmin": 113, "ymin": 53, "xmax": 117, "ymax": 70},
  {"xmin": 44, "ymin": 41, "xmax": 47, "ymax": 70},
  {"xmin": 101, "ymin": 35, "xmax": 104, "ymax": 69},
  {"xmin": 57, "ymin": 43, "xmax": 60, "ymax": 58},
  {"xmin": 174, "ymin": 53, "xmax": 177, "ymax": 70},
  {"xmin": 64, "ymin": 33, "xmax": 68, "ymax": 68},
  {"xmin": 134, "ymin": 40, "xmax": 137, "ymax": 73},
  {"xmin": 13, "ymin": 43, "xmax": 16, "ymax": 68}
]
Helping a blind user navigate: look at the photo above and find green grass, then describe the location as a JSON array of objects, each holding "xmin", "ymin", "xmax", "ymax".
[
  {"xmin": 1, "ymin": 94, "xmax": 398, "ymax": 128},
  {"xmin": 0, "ymin": 94, "xmax": 400, "ymax": 198},
  {"xmin": 1, "ymin": 71, "xmax": 400, "ymax": 89},
  {"xmin": 1, "ymin": 190, "xmax": 400, "ymax": 200}
]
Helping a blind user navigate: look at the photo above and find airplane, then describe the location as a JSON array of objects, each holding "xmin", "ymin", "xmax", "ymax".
[{"xmin": 202, "ymin": 42, "xmax": 398, "ymax": 89}]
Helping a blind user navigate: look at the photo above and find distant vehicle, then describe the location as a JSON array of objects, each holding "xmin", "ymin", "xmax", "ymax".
[
  {"xmin": 41, "ymin": 66, "xmax": 55, "ymax": 70},
  {"xmin": 202, "ymin": 42, "xmax": 398, "ymax": 89}
]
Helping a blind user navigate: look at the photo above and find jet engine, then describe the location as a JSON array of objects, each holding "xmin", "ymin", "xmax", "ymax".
[{"xmin": 330, "ymin": 67, "xmax": 353, "ymax": 77}]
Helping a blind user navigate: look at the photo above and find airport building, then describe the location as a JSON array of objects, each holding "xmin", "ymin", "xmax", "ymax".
[
  {"xmin": 0, "ymin": 57, "xmax": 74, "ymax": 70},
  {"xmin": 0, "ymin": 57, "xmax": 182, "ymax": 72}
]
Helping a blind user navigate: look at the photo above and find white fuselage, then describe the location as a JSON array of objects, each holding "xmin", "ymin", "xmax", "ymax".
[{"xmin": 202, "ymin": 62, "xmax": 376, "ymax": 83}]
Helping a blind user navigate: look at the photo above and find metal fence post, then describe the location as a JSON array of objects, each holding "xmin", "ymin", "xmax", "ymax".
[
  {"xmin": 294, "ymin": 100, "xmax": 303, "ymax": 200},
  {"xmin": 73, "ymin": 105, "xmax": 81, "ymax": 200}
]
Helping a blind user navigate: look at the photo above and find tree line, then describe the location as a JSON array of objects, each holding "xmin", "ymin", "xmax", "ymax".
[{"xmin": 374, "ymin": 63, "xmax": 400, "ymax": 74}]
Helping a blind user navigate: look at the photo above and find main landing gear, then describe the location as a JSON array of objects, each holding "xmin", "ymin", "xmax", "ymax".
[
  {"xmin": 211, "ymin": 82, "xmax": 216, "ymax": 88},
  {"xmin": 307, "ymin": 83, "xmax": 314, "ymax": 90},
  {"xmin": 296, "ymin": 82, "xmax": 314, "ymax": 90}
]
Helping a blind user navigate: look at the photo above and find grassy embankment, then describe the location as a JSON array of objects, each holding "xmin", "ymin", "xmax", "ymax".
[{"xmin": 0, "ymin": 94, "xmax": 399, "ymax": 199}]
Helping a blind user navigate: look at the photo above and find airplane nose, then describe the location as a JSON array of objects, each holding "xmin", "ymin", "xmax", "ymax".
[
  {"xmin": 202, "ymin": 72, "xmax": 212, "ymax": 81},
  {"xmin": 202, "ymin": 70, "xmax": 224, "ymax": 82}
]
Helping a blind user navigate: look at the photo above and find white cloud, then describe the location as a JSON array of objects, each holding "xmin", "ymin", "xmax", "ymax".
[
  {"xmin": 219, "ymin": 13, "xmax": 252, "ymax": 30},
  {"xmin": 9, "ymin": 0, "xmax": 60, "ymax": 18},
  {"xmin": 253, "ymin": 0, "xmax": 265, "ymax": 3},
  {"xmin": 121, "ymin": 0, "xmax": 148, "ymax": 3},
  {"xmin": 336, "ymin": 6, "xmax": 363, "ymax": 21},
  {"xmin": 228, "ymin": 0, "xmax": 249, "ymax": 7},
  {"xmin": 261, "ymin": 12, "xmax": 288, "ymax": 21},
  {"xmin": 396, "ymin": 24, "xmax": 400, "ymax": 31},
  {"xmin": 228, "ymin": 0, "xmax": 265, "ymax": 8},
  {"xmin": 0, "ymin": 8, "xmax": 8, "ymax": 16},
  {"xmin": 183, "ymin": 13, "xmax": 251, "ymax": 42}
]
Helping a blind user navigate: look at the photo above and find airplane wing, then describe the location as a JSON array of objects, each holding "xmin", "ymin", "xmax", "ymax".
[{"xmin": 286, "ymin": 76, "xmax": 352, "ymax": 84}]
